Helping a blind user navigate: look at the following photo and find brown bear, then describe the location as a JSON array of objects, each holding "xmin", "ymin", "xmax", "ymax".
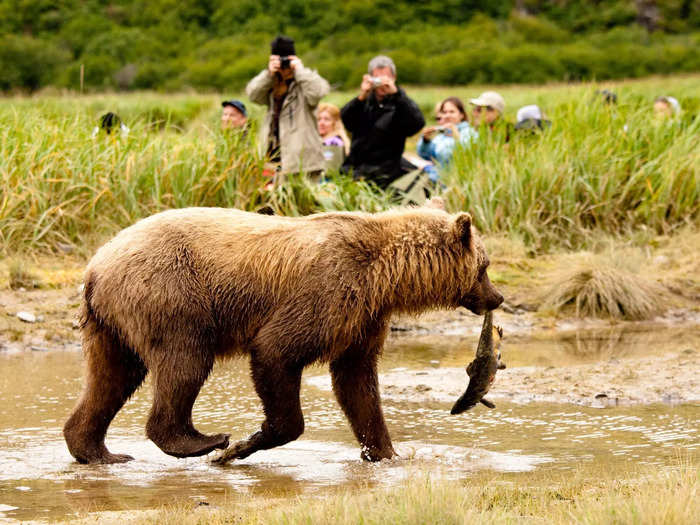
[{"xmin": 63, "ymin": 203, "xmax": 503, "ymax": 464}]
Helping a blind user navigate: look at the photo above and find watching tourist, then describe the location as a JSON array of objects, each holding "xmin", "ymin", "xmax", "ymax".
[
  {"xmin": 470, "ymin": 91, "xmax": 510, "ymax": 141},
  {"xmin": 653, "ymin": 96, "xmax": 681, "ymax": 118},
  {"xmin": 340, "ymin": 55, "xmax": 425, "ymax": 189},
  {"xmin": 514, "ymin": 104, "xmax": 551, "ymax": 132},
  {"xmin": 92, "ymin": 112, "xmax": 129, "ymax": 138},
  {"xmin": 221, "ymin": 99, "xmax": 248, "ymax": 131},
  {"xmin": 317, "ymin": 102, "xmax": 350, "ymax": 171},
  {"xmin": 417, "ymin": 96, "xmax": 477, "ymax": 169},
  {"xmin": 246, "ymin": 35, "xmax": 330, "ymax": 180}
]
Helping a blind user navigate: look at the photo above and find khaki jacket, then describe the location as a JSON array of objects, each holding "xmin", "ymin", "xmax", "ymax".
[{"xmin": 246, "ymin": 67, "xmax": 330, "ymax": 175}]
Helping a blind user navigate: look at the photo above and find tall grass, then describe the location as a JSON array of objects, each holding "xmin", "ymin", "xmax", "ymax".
[
  {"xmin": 1, "ymin": 76, "xmax": 698, "ymax": 255},
  {"xmin": 446, "ymin": 85, "xmax": 699, "ymax": 250}
]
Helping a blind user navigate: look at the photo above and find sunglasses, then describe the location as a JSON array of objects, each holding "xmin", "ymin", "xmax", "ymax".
[{"xmin": 472, "ymin": 105, "xmax": 495, "ymax": 113}]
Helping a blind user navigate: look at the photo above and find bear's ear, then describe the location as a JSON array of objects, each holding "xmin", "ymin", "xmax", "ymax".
[
  {"xmin": 424, "ymin": 196, "xmax": 446, "ymax": 211},
  {"xmin": 453, "ymin": 212, "xmax": 472, "ymax": 248}
]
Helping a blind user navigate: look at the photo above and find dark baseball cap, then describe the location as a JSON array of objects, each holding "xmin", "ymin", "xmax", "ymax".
[
  {"xmin": 271, "ymin": 35, "xmax": 295, "ymax": 57},
  {"xmin": 221, "ymin": 99, "xmax": 247, "ymax": 116}
]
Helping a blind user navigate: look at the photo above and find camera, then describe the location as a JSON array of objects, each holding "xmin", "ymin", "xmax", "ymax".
[
  {"xmin": 369, "ymin": 76, "xmax": 382, "ymax": 87},
  {"xmin": 280, "ymin": 56, "xmax": 291, "ymax": 69},
  {"xmin": 435, "ymin": 125, "xmax": 447, "ymax": 133}
]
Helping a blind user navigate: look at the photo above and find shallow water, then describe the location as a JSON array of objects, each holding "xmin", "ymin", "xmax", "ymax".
[{"xmin": 0, "ymin": 326, "xmax": 698, "ymax": 522}]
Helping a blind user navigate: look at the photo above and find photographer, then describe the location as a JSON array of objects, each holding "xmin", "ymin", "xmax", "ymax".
[
  {"xmin": 246, "ymin": 35, "xmax": 330, "ymax": 178},
  {"xmin": 417, "ymin": 97, "xmax": 477, "ymax": 169},
  {"xmin": 340, "ymin": 55, "xmax": 425, "ymax": 189}
]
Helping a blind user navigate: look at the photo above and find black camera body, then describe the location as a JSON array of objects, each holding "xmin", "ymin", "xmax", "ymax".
[{"xmin": 280, "ymin": 56, "xmax": 291, "ymax": 69}]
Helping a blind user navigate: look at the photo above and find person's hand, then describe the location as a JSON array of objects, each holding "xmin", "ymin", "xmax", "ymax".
[
  {"xmin": 289, "ymin": 56, "xmax": 303, "ymax": 70},
  {"xmin": 268, "ymin": 55, "xmax": 281, "ymax": 75},
  {"xmin": 378, "ymin": 75, "xmax": 397, "ymax": 95},
  {"xmin": 358, "ymin": 74, "xmax": 373, "ymax": 101},
  {"xmin": 373, "ymin": 75, "xmax": 397, "ymax": 100},
  {"xmin": 445, "ymin": 123, "xmax": 459, "ymax": 139},
  {"xmin": 422, "ymin": 126, "xmax": 440, "ymax": 141}
]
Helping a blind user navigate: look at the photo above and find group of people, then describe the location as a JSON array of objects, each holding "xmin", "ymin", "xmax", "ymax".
[
  {"xmin": 97, "ymin": 34, "xmax": 684, "ymax": 202},
  {"xmin": 223, "ymin": 35, "xmax": 515, "ymax": 196}
]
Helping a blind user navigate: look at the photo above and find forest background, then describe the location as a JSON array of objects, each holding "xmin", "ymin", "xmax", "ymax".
[{"xmin": 1, "ymin": 0, "xmax": 699, "ymax": 92}]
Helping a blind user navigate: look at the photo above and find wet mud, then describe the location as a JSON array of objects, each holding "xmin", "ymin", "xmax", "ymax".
[{"xmin": 0, "ymin": 287, "xmax": 698, "ymax": 523}]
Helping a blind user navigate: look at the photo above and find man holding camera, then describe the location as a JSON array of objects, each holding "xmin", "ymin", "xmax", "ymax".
[
  {"xmin": 247, "ymin": 35, "xmax": 329, "ymax": 178},
  {"xmin": 340, "ymin": 55, "xmax": 425, "ymax": 189}
]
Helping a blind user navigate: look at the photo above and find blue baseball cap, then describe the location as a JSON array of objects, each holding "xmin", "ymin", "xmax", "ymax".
[{"xmin": 221, "ymin": 99, "xmax": 247, "ymax": 117}]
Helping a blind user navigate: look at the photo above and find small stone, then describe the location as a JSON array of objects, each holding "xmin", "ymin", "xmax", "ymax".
[
  {"xmin": 72, "ymin": 319, "xmax": 81, "ymax": 329},
  {"xmin": 17, "ymin": 311, "xmax": 37, "ymax": 323},
  {"xmin": 77, "ymin": 284, "xmax": 85, "ymax": 294},
  {"xmin": 681, "ymin": 348, "xmax": 695, "ymax": 355},
  {"xmin": 56, "ymin": 242, "xmax": 74, "ymax": 254},
  {"xmin": 594, "ymin": 393, "xmax": 608, "ymax": 399},
  {"xmin": 429, "ymin": 360, "xmax": 440, "ymax": 367},
  {"xmin": 30, "ymin": 346, "xmax": 48, "ymax": 352}
]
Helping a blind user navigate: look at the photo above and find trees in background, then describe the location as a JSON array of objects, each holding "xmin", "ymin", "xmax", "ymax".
[{"xmin": 0, "ymin": 0, "xmax": 698, "ymax": 91}]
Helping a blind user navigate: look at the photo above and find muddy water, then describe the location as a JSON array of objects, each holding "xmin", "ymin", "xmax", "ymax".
[{"xmin": 0, "ymin": 326, "xmax": 698, "ymax": 522}]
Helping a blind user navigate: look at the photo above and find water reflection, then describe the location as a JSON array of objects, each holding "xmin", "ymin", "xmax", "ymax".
[{"xmin": 0, "ymin": 326, "xmax": 698, "ymax": 521}]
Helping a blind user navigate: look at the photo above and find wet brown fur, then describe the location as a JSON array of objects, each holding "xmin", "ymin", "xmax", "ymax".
[{"xmin": 63, "ymin": 205, "xmax": 503, "ymax": 464}]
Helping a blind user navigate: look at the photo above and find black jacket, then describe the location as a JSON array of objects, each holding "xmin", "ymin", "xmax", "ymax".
[{"xmin": 341, "ymin": 87, "xmax": 425, "ymax": 188}]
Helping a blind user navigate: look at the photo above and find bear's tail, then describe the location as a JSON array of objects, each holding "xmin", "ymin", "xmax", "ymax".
[{"xmin": 79, "ymin": 272, "xmax": 98, "ymax": 330}]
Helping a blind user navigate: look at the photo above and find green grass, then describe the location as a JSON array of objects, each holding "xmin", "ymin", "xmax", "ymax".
[
  {"xmin": 1, "ymin": 75, "xmax": 698, "ymax": 256},
  {"xmin": 67, "ymin": 458, "xmax": 698, "ymax": 525}
]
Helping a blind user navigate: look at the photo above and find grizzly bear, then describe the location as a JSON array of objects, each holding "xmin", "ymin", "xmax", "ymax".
[{"xmin": 63, "ymin": 203, "xmax": 503, "ymax": 464}]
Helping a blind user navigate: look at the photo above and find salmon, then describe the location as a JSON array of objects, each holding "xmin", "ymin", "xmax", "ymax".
[{"xmin": 450, "ymin": 311, "xmax": 505, "ymax": 414}]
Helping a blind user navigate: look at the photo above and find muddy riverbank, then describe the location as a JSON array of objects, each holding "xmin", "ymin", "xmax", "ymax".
[{"xmin": 2, "ymin": 281, "xmax": 699, "ymax": 406}]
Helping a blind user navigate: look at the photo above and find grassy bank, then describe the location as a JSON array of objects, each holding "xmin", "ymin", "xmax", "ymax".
[
  {"xmin": 1, "ymin": 75, "xmax": 698, "ymax": 256},
  {"xmin": 64, "ymin": 459, "xmax": 697, "ymax": 525}
]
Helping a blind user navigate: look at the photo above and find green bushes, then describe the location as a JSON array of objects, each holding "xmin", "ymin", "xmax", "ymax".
[{"xmin": 0, "ymin": 1, "xmax": 699, "ymax": 92}]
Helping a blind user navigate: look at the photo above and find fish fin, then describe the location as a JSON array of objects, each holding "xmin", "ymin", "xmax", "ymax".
[
  {"xmin": 466, "ymin": 361, "xmax": 476, "ymax": 377},
  {"xmin": 480, "ymin": 398, "xmax": 495, "ymax": 409}
]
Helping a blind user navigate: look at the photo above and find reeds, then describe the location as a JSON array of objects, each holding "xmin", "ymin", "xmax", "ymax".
[{"xmin": 1, "ymin": 76, "xmax": 698, "ymax": 256}]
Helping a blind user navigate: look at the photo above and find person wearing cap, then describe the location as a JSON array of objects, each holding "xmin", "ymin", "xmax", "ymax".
[
  {"xmin": 596, "ymin": 89, "xmax": 618, "ymax": 105},
  {"xmin": 514, "ymin": 104, "xmax": 551, "ymax": 132},
  {"xmin": 221, "ymin": 99, "xmax": 248, "ymax": 130},
  {"xmin": 340, "ymin": 55, "xmax": 425, "ymax": 189},
  {"xmin": 246, "ymin": 35, "xmax": 330, "ymax": 179},
  {"xmin": 653, "ymin": 96, "xmax": 681, "ymax": 118},
  {"xmin": 469, "ymin": 91, "xmax": 511, "ymax": 142}
]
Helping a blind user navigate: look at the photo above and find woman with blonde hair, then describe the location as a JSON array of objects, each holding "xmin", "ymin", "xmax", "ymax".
[{"xmin": 317, "ymin": 102, "xmax": 350, "ymax": 154}]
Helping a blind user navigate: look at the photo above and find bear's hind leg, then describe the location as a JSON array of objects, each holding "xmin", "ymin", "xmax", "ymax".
[
  {"xmin": 212, "ymin": 352, "xmax": 304, "ymax": 464},
  {"xmin": 146, "ymin": 348, "xmax": 229, "ymax": 458},
  {"xmin": 63, "ymin": 320, "xmax": 147, "ymax": 464},
  {"xmin": 330, "ymin": 336, "xmax": 396, "ymax": 462}
]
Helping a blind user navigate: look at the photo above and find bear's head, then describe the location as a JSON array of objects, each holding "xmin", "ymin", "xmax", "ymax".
[{"xmin": 451, "ymin": 212, "xmax": 503, "ymax": 315}]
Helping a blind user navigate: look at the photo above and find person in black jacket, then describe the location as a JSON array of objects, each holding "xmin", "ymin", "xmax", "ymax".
[{"xmin": 340, "ymin": 55, "xmax": 425, "ymax": 189}]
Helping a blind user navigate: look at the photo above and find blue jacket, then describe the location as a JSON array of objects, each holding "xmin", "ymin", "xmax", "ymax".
[{"xmin": 417, "ymin": 121, "xmax": 478, "ymax": 167}]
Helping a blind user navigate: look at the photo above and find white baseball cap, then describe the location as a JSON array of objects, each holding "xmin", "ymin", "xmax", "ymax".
[
  {"xmin": 656, "ymin": 96, "xmax": 681, "ymax": 114},
  {"xmin": 470, "ymin": 91, "xmax": 505, "ymax": 114},
  {"xmin": 516, "ymin": 105, "xmax": 543, "ymax": 123}
]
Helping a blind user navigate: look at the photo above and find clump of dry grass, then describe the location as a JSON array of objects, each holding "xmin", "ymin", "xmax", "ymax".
[{"xmin": 539, "ymin": 257, "xmax": 666, "ymax": 320}]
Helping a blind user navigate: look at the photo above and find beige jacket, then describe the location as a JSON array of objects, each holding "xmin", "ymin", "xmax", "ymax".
[{"xmin": 246, "ymin": 66, "xmax": 330, "ymax": 175}]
